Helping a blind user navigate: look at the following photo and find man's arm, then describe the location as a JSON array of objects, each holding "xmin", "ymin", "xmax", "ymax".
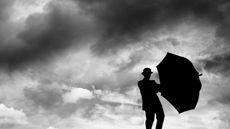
[
  {"xmin": 137, "ymin": 81, "xmax": 143, "ymax": 93},
  {"xmin": 152, "ymin": 81, "xmax": 162, "ymax": 93},
  {"xmin": 156, "ymin": 83, "xmax": 162, "ymax": 92}
]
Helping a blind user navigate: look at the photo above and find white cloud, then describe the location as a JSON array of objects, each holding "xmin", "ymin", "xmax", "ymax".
[
  {"xmin": 11, "ymin": 0, "xmax": 51, "ymax": 21},
  {"xmin": 63, "ymin": 87, "xmax": 94, "ymax": 103},
  {"xmin": 93, "ymin": 86, "xmax": 140, "ymax": 106},
  {"xmin": 47, "ymin": 127, "xmax": 58, "ymax": 129},
  {"xmin": 96, "ymin": 90, "xmax": 138, "ymax": 105},
  {"xmin": 0, "ymin": 104, "xmax": 28, "ymax": 126}
]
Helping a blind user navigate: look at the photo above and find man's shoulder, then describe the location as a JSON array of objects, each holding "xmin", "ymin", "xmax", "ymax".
[
  {"xmin": 138, "ymin": 80, "xmax": 157, "ymax": 85},
  {"xmin": 138, "ymin": 80, "xmax": 143, "ymax": 86}
]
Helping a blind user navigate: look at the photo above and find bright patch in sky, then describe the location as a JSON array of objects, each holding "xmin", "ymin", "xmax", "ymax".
[
  {"xmin": 63, "ymin": 87, "xmax": 94, "ymax": 103},
  {"xmin": 11, "ymin": 0, "xmax": 51, "ymax": 21},
  {"xmin": 0, "ymin": 104, "xmax": 28, "ymax": 125}
]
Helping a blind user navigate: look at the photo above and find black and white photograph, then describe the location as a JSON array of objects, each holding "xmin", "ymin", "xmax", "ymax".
[{"xmin": 0, "ymin": 0, "xmax": 229, "ymax": 129}]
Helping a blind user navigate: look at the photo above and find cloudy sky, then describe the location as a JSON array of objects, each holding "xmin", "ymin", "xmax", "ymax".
[{"xmin": 0, "ymin": 0, "xmax": 230, "ymax": 129}]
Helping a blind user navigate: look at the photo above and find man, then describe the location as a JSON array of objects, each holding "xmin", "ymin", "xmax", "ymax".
[{"xmin": 138, "ymin": 68, "xmax": 164, "ymax": 129}]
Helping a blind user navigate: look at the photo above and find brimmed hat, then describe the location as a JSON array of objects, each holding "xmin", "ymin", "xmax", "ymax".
[{"xmin": 142, "ymin": 68, "xmax": 153, "ymax": 75}]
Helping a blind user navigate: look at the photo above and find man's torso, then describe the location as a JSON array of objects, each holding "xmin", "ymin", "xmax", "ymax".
[{"xmin": 138, "ymin": 80, "xmax": 162, "ymax": 110}]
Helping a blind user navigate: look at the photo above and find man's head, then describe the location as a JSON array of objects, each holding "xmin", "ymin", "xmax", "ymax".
[{"xmin": 142, "ymin": 67, "xmax": 153, "ymax": 79}]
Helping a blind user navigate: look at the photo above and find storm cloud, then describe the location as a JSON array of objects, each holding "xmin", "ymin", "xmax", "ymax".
[
  {"xmin": 200, "ymin": 53, "xmax": 230, "ymax": 75},
  {"xmin": 23, "ymin": 82, "xmax": 79, "ymax": 118},
  {"xmin": 0, "ymin": 0, "xmax": 95, "ymax": 69},
  {"xmin": 0, "ymin": 0, "xmax": 15, "ymax": 21},
  {"xmin": 24, "ymin": 84, "xmax": 63, "ymax": 110},
  {"xmin": 0, "ymin": 0, "xmax": 230, "ymax": 69},
  {"xmin": 75, "ymin": 0, "xmax": 229, "ymax": 55}
]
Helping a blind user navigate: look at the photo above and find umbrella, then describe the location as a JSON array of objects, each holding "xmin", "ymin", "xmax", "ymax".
[{"xmin": 157, "ymin": 52, "xmax": 202, "ymax": 113}]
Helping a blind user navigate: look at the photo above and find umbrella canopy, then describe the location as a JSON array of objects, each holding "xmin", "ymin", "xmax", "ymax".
[{"xmin": 157, "ymin": 52, "xmax": 202, "ymax": 113}]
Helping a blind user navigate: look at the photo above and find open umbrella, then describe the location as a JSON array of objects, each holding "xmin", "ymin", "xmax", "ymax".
[{"xmin": 157, "ymin": 52, "xmax": 202, "ymax": 113}]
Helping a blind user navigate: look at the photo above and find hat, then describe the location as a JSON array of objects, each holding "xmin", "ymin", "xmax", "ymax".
[{"xmin": 142, "ymin": 68, "xmax": 153, "ymax": 75}]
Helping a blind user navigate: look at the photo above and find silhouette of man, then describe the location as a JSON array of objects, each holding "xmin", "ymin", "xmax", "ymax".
[{"xmin": 138, "ymin": 68, "xmax": 165, "ymax": 129}]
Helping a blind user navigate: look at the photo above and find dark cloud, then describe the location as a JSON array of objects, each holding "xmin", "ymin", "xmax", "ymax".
[
  {"xmin": 0, "ymin": 123, "xmax": 16, "ymax": 129},
  {"xmin": 166, "ymin": 37, "xmax": 180, "ymax": 46},
  {"xmin": 0, "ymin": 1, "xmax": 95, "ymax": 69},
  {"xmin": 24, "ymin": 85, "xmax": 63, "ymax": 110},
  {"xmin": 0, "ymin": 0, "xmax": 229, "ymax": 71},
  {"xmin": 23, "ymin": 79, "xmax": 96, "ymax": 118},
  {"xmin": 75, "ymin": 0, "xmax": 228, "ymax": 56},
  {"xmin": 1, "ymin": 0, "xmax": 230, "ymax": 70},
  {"xmin": 200, "ymin": 54, "xmax": 230, "ymax": 75},
  {"xmin": 216, "ymin": 92, "xmax": 230, "ymax": 105},
  {"xmin": 23, "ymin": 83, "xmax": 79, "ymax": 118},
  {"xmin": 0, "ymin": 0, "xmax": 15, "ymax": 21}
]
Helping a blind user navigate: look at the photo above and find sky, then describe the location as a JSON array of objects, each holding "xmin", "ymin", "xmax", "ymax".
[{"xmin": 0, "ymin": 0, "xmax": 230, "ymax": 129}]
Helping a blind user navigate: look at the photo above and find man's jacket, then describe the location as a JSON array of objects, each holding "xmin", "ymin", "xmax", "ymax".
[{"xmin": 138, "ymin": 80, "xmax": 162, "ymax": 111}]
